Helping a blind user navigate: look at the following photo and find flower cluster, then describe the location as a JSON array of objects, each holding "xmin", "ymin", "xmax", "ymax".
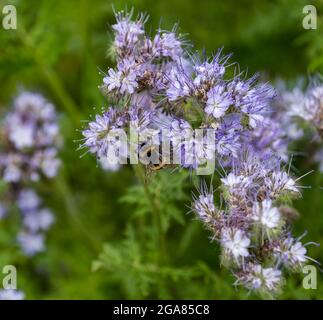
[
  {"xmin": 0, "ymin": 92, "xmax": 60, "ymax": 256},
  {"xmin": 103, "ymin": 8, "xmax": 186, "ymax": 97},
  {"xmin": 246, "ymin": 115, "xmax": 290, "ymax": 163},
  {"xmin": 275, "ymin": 79, "xmax": 323, "ymax": 170},
  {"xmin": 192, "ymin": 151, "xmax": 316, "ymax": 294},
  {"xmin": 0, "ymin": 92, "xmax": 61, "ymax": 182},
  {"xmin": 81, "ymin": 9, "xmax": 318, "ymax": 295},
  {"xmin": 82, "ymin": 9, "xmax": 275, "ymax": 171},
  {"xmin": 17, "ymin": 189, "xmax": 55, "ymax": 256}
]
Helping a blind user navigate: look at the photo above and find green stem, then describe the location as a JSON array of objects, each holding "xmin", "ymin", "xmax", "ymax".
[
  {"xmin": 133, "ymin": 165, "xmax": 167, "ymax": 264},
  {"xmin": 53, "ymin": 171, "xmax": 101, "ymax": 254}
]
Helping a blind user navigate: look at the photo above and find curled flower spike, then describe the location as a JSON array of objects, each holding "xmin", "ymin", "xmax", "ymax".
[
  {"xmin": 192, "ymin": 191, "xmax": 216, "ymax": 225},
  {"xmin": 112, "ymin": 8, "xmax": 148, "ymax": 55},
  {"xmin": 234, "ymin": 263, "xmax": 282, "ymax": 293},
  {"xmin": 190, "ymin": 149, "xmax": 316, "ymax": 293},
  {"xmin": 273, "ymin": 232, "xmax": 320, "ymax": 272}
]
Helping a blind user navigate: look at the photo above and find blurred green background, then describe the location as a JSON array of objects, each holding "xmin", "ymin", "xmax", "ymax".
[{"xmin": 0, "ymin": 0, "xmax": 322, "ymax": 299}]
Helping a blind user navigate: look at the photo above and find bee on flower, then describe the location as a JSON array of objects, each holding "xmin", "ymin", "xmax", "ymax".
[{"xmin": 81, "ymin": 8, "xmax": 319, "ymax": 296}]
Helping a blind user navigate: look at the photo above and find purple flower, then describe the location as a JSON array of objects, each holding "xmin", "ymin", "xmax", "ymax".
[
  {"xmin": 103, "ymin": 58, "xmax": 139, "ymax": 95},
  {"xmin": 273, "ymin": 234, "xmax": 313, "ymax": 271},
  {"xmin": 103, "ymin": 69, "xmax": 122, "ymax": 91},
  {"xmin": 214, "ymin": 123, "xmax": 241, "ymax": 158},
  {"xmin": 112, "ymin": 9, "xmax": 146, "ymax": 52},
  {"xmin": 239, "ymin": 83, "xmax": 275, "ymax": 128},
  {"xmin": 192, "ymin": 186, "xmax": 217, "ymax": 225},
  {"xmin": 265, "ymin": 171, "xmax": 299, "ymax": 196},
  {"xmin": 0, "ymin": 290, "xmax": 25, "ymax": 300},
  {"xmin": 18, "ymin": 189, "xmax": 41, "ymax": 212},
  {"xmin": 153, "ymin": 30, "xmax": 183, "ymax": 60},
  {"xmin": 235, "ymin": 263, "xmax": 282, "ymax": 292},
  {"xmin": 0, "ymin": 92, "xmax": 61, "ymax": 183},
  {"xmin": 17, "ymin": 232, "xmax": 45, "ymax": 256},
  {"xmin": 205, "ymin": 84, "xmax": 233, "ymax": 118},
  {"xmin": 80, "ymin": 9, "xmax": 318, "ymax": 294},
  {"xmin": 0, "ymin": 93, "xmax": 59, "ymax": 258},
  {"xmin": 221, "ymin": 172, "xmax": 249, "ymax": 190},
  {"xmin": 2, "ymin": 156, "xmax": 22, "ymax": 182},
  {"xmin": 8, "ymin": 123, "xmax": 34, "ymax": 150},
  {"xmin": 129, "ymin": 104, "xmax": 155, "ymax": 132},
  {"xmin": 166, "ymin": 65, "xmax": 191, "ymax": 101},
  {"xmin": 247, "ymin": 116, "xmax": 289, "ymax": 162},
  {"xmin": 252, "ymin": 199, "xmax": 281, "ymax": 230},
  {"xmin": 221, "ymin": 227, "xmax": 250, "ymax": 262},
  {"xmin": 193, "ymin": 53, "xmax": 227, "ymax": 87},
  {"xmin": 82, "ymin": 108, "xmax": 126, "ymax": 158},
  {"xmin": 23, "ymin": 208, "xmax": 55, "ymax": 232},
  {"xmin": 39, "ymin": 148, "xmax": 61, "ymax": 178}
]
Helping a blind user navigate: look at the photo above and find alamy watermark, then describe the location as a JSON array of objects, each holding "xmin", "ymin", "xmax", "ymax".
[
  {"xmin": 2, "ymin": 4, "xmax": 17, "ymax": 30},
  {"xmin": 1, "ymin": 265, "xmax": 17, "ymax": 290},
  {"xmin": 302, "ymin": 265, "xmax": 317, "ymax": 290},
  {"xmin": 87, "ymin": 126, "xmax": 219, "ymax": 175},
  {"xmin": 303, "ymin": 5, "xmax": 317, "ymax": 30}
]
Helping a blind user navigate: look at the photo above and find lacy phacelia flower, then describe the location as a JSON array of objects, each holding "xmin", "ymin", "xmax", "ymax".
[
  {"xmin": 192, "ymin": 189, "xmax": 217, "ymax": 225},
  {"xmin": 0, "ymin": 92, "xmax": 60, "ymax": 256},
  {"xmin": 205, "ymin": 85, "xmax": 234, "ymax": 118},
  {"xmin": 102, "ymin": 9, "xmax": 186, "ymax": 99},
  {"xmin": 252, "ymin": 199, "xmax": 281, "ymax": 230},
  {"xmin": 235, "ymin": 264, "xmax": 282, "ymax": 293},
  {"xmin": 221, "ymin": 228, "xmax": 250, "ymax": 262},
  {"xmin": 153, "ymin": 29, "xmax": 183, "ymax": 60},
  {"xmin": 82, "ymin": 109, "xmax": 125, "ymax": 158},
  {"xmin": 104, "ymin": 58, "xmax": 139, "ymax": 95},
  {"xmin": 83, "ymin": 9, "xmax": 276, "ymax": 172},
  {"xmin": 220, "ymin": 172, "xmax": 249, "ymax": 190},
  {"xmin": 81, "ymin": 9, "xmax": 318, "ymax": 295},
  {"xmin": 273, "ymin": 235, "xmax": 310, "ymax": 271},
  {"xmin": 112, "ymin": 9, "xmax": 146, "ymax": 53},
  {"xmin": 192, "ymin": 149, "xmax": 315, "ymax": 294},
  {"xmin": 265, "ymin": 171, "xmax": 299, "ymax": 196}
]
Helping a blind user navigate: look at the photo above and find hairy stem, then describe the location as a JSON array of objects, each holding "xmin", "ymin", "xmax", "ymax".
[{"xmin": 133, "ymin": 165, "xmax": 167, "ymax": 264}]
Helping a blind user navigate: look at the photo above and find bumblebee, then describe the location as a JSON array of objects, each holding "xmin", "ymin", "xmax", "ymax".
[{"xmin": 139, "ymin": 143, "xmax": 174, "ymax": 173}]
